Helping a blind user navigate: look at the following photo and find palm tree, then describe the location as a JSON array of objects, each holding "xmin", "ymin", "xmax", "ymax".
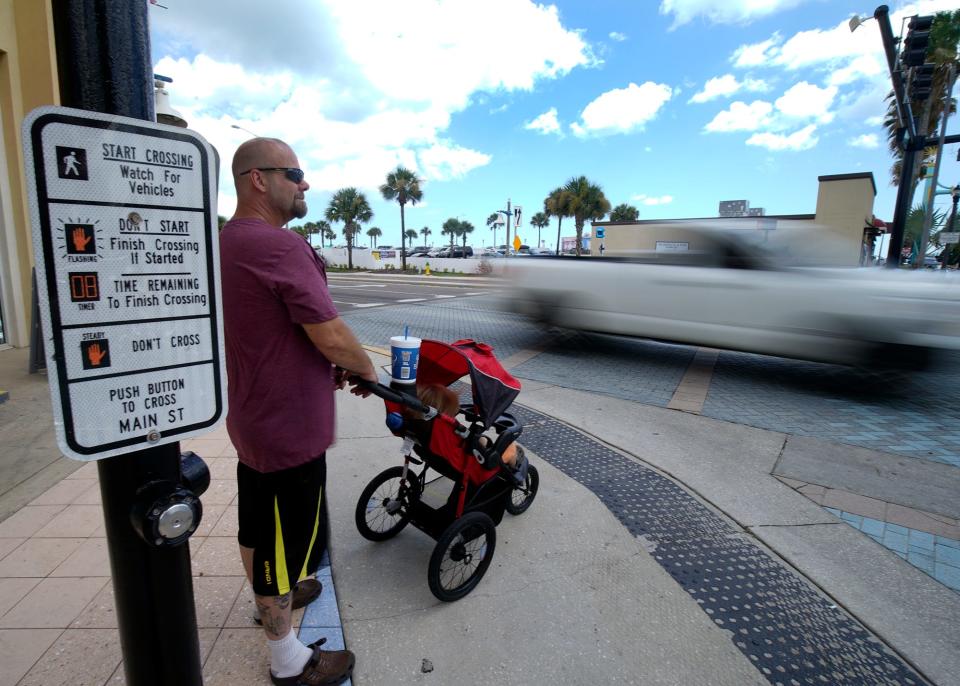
[
  {"xmin": 319, "ymin": 221, "xmax": 335, "ymax": 247},
  {"xmin": 420, "ymin": 225, "xmax": 431, "ymax": 246},
  {"xmin": 442, "ymin": 218, "xmax": 460, "ymax": 251},
  {"xmin": 303, "ymin": 221, "xmax": 318, "ymax": 246},
  {"xmin": 883, "ymin": 10, "xmax": 960, "ymax": 189},
  {"xmin": 486, "ymin": 213, "xmax": 502, "ymax": 249},
  {"xmin": 325, "ymin": 187, "xmax": 373, "ymax": 269},
  {"xmin": 544, "ymin": 187, "xmax": 572, "ymax": 255},
  {"xmin": 610, "ymin": 203, "xmax": 639, "ymax": 222},
  {"xmin": 380, "ymin": 165, "xmax": 423, "ymax": 271},
  {"xmin": 530, "ymin": 212, "xmax": 549, "ymax": 248},
  {"xmin": 564, "ymin": 176, "xmax": 611, "ymax": 256},
  {"xmin": 367, "ymin": 226, "xmax": 382, "ymax": 248},
  {"xmin": 458, "ymin": 221, "xmax": 474, "ymax": 255}
]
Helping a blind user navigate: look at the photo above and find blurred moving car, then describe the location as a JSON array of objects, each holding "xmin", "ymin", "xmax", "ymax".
[{"xmin": 501, "ymin": 226, "xmax": 960, "ymax": 369}]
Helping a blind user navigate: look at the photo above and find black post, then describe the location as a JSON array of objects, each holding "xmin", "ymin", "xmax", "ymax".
[
  {"xmin": 886, "ymin": 137, "xmax": 923, "ymax": 268},
  {"xmin": 50, "ymin": 2, "xmax": 203, "ymax": 685}
]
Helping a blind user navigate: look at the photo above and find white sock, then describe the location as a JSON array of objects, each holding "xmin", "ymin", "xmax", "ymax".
[{"xmin": 268, "ymin": 629, "xmax": 312, "ymax": 678}]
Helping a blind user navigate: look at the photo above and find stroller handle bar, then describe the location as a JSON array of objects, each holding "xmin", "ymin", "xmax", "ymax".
[{"xmin": 345, "ymin": 373, "xmax": 432, "ymax": 416}]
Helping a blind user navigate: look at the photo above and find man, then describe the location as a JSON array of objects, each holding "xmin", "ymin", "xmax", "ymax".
[{"xmin": 220, "ymin": 138, "xmax": 377, "ymax": 686}]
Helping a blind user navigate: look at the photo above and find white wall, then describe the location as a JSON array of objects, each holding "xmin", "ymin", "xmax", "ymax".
[{"xmin": 319, "ymin": 248, "xmax": 486, "ymax": 274}]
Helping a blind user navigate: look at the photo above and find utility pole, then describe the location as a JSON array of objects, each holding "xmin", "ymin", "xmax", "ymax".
[
  {"xmin": 495, "ymin": 199, "xmax": 512, "ymax": 256},
  {"xmin": 50, "ymin": 4, "xmax": 205, "ymax": 685},
  {"xmin": 917, "ymin": 65, "xmax": 957, "ymax": 266}
]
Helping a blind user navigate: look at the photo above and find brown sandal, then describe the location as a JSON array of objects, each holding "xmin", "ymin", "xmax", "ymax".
[{"xmin": 269, "ymin": 637, "xmax": 355, "ymax": 686}]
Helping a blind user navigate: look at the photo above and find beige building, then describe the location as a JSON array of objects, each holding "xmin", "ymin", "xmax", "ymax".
[
  {"xmin": 592, "ymin": 173, "xmax": 881, "ymax": 267},
  {"xmin": 0, "ymin": 0, "xmax": 60, "ymax": 348}
]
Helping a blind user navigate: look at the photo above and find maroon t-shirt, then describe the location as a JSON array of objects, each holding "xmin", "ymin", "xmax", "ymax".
[{"xmin": 220, "ymin": 217, "xmax": 339, "ymax": 473}]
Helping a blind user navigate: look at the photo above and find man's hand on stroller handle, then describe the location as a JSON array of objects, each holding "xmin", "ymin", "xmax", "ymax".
[{"xmin": 335, "ymin": 366, "xmax": 378, "ymax": 397}]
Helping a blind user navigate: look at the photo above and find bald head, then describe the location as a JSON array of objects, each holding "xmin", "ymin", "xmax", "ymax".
[
  {"xmin": 230, "ymin": 137, "xmax": 309, "ymax": 226},
  {"xmin": 231, "ymin": 137, "xmax": 292, "ymax": 182}
]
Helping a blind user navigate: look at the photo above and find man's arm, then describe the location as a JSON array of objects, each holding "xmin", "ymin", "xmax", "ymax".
[{"xmin": 302, "ymin": 318, "xmax": 378, "ymax": 391}]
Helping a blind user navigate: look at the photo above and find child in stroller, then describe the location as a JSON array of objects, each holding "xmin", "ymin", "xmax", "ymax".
[
  {"xmin": 353, "ymin": 339, "xmax": 539, "ymax": 601},
  {"xmin": 411, "ymin": 383, "xmax": 530, "ymax": 486}
]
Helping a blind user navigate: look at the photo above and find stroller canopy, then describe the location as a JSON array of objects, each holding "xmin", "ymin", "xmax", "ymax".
[{"xmin": 417, "ymin": 339, "xmax": 521, "ymax": 429}]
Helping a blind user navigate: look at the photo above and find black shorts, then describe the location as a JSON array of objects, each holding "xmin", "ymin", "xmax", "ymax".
[{"xmin": 237, "ymin": 457, "xmax": 328, "ymax": 597}]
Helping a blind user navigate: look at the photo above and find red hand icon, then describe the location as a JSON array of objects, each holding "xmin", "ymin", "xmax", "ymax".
[
  {"xmin": 72, "ymin": 227, "xmax": 92, "ymax": 252},
  {"xmin": 87, "ymin": 343, "xmax": 106, "ymax": 366}
]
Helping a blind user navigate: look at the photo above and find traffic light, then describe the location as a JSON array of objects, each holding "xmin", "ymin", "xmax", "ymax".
[
  {"xmin": 911, "ymin": 63, "xmax": 935, "ymax": 102},
  {"xmin": 902, "ymin": 15, "xmax": 934, "ymax": 67}
]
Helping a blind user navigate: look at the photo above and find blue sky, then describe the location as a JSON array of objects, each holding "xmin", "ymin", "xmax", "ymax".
[{"xmin": 150, "ymin": 0, "xmax": 960, "ymax": 249}]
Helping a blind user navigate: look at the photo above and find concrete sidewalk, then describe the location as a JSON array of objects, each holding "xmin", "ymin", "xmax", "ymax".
[{"xmin": 0, "ymin": 346, "xmax": 958, "ymax": 684}]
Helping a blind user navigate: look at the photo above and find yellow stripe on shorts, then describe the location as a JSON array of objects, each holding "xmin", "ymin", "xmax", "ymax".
[
  {"xmin": 299, "ymin": 487, "xmax": 323, "ymax": 582},
  {"xmin": 274, "ymin": 496, "xmax": 290, "ymax": 595}
]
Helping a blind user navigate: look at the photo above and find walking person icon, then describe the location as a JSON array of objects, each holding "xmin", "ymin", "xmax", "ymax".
[
  {"xmin": 56, "ymin": 146, "xmax": 88, "ymax": 180},
  {"xmin": 63, "ymin": 151, "xmax": 81, "ymax": 176}
]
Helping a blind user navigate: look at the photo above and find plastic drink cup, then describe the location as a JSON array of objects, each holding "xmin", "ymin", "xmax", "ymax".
[{"xmin": 390, "ymin": 336, "xmax": 421, "ymax": 384}]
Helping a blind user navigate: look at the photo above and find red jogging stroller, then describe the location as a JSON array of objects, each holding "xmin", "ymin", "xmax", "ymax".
[{"xmin": 354, "ymin": 339, "xmax": 540, "ymax": 601}]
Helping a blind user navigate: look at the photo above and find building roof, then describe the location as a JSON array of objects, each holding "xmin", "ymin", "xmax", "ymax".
[
  {"xmin": 594, "ymin": 214, "xmax": 816, "ymax": 226},
  {"xmin": 817, "ymin": 172, "xmax": 876, "ymax": 196}
]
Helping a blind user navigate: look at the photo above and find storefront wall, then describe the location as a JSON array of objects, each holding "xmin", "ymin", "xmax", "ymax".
[{"xmin": 0, "ymin": 0, "xmax": 59, "ymax": 347}]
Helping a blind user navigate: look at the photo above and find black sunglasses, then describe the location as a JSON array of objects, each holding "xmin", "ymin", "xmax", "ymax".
[{"xmin": 239, "ymin": 167, "xmax": 305, "ymax": 183}]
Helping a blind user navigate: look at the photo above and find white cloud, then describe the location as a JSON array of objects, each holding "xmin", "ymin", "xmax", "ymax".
[
  {"xmin": 609, "ymin": 31, "xmax": 627, "ymax": 42},
  {"xmin": 660, "ymin": 0, "xmax": 807, "ymax": 27},
  {"xmin": 704, "ymin": 100, "xmax": 773, "ymax": 132},
  {"xmin": 746, "ymin": 125, "xmax": 818, "ymax": 151},
  {"xmin": 731, "ymin": 35, "xmax": 782, "ymax": 67},
  {"xmin": 689, "ymin": 74, "xmax": 769, "ymax": 103},
  {"xmin": 632, "ymin": 194, "xmax": 674, "ymax": 206},
  {"xmin": 848, "ymin": 133, "xmax": 880, "ymax": 149},
  {"xmin": 827, "ymin": 54, "xmax": 885, "ymax": 87},
  {"xmin": 525, "ymin": 108, "xmax": 562, "ymax": 135},
  {"xmin": 774, "ymin": 81, "xmax": 837, "ymax": 122},
  {"xmin": 418, "ymin": 143, "xmax": 493, "ymax": 180},
  {"xmin": 866, "ymin": 115, "xmax": 884, "ymax": 127},
  {"xmin": 151, "ymin": 0, "xmax": 594, "ymax": 216},
  {"xmin": 571, "ymin": 82, "xmax": 673, "ymax": 137}
]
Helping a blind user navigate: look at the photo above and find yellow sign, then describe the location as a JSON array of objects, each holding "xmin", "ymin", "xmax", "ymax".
[{"xmin": 513, "ymin": 234, "xmax": 522, "ymax": 251}]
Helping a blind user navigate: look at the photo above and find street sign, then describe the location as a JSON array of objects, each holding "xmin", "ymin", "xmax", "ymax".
[
  {"xmin": 23, "ymin": 107, "xmax": 225, "ymax": 460},
  {"xmin": 941, "ymin": 232, "xmax": 960, "ymax": 244},
  {"xmin": 513, "ymin": 234, "xmax": 522, "ymax": 251}
]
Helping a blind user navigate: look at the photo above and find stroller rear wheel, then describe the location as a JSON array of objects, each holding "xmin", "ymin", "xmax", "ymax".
[
  {"xmin": 428, "ymin": 512, "xmax": 496, "ymax": 602},
  {"xmin": 355, "ymin": 466, "xmax": 418, "ymax": 541},
  {"xmin": 506, "ymin": 464, "xmax": 539, "ymax": 515}
]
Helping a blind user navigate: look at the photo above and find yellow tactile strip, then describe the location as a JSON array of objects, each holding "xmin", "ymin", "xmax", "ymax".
[{"xmin": 667, "ymin": 348, "xmax": 720, "ymax": 414}]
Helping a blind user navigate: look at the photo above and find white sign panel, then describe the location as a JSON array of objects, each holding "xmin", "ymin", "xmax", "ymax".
[
  {"xmin": 23, "ymin": 107, "xmax": 225, "ymax": 460},
  {"xmin": 656, "ymin": 241, "xmax": 689, "ymax": 253},
  {"xmin": 941, "ymin": 232, "xmax": 959, "ymax": 244}
]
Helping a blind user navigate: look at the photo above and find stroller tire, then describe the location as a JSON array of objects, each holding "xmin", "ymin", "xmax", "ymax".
[
  {"xmin": 505, "ymin": 464, "xmax": 539, "ymax": 516},
  {"xmin": 428, "ymin": 512, "xmax": 496, "ymax": 602},
  {"xmin": 355, "ymin": 466, "xmax": 417, "ymax": 541}
]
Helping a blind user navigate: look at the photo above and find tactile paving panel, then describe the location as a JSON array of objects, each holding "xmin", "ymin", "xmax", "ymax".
[{"xmin": 511, "ymin": 404, "xmax": 929, "ymax": 686}]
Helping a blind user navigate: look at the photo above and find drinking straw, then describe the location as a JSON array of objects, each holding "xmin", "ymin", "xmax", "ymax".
[{"xmin": 404, "ymin": 325, "xmax": 409, "ymax": 339}]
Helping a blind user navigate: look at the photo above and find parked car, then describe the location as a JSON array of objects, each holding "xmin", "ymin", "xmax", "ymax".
[
  {"xmin": 438, "ymin": 246, "xmax": 474, "ymax": 258},
  {"xmin": 501, "ymin": 224, "xmax": 960, "ymax": 369}
]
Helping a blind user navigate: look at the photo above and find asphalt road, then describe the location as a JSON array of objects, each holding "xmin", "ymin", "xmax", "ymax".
[{"xmin": 327, "ymin": 272, "xmax": 497, "ymax": 310}]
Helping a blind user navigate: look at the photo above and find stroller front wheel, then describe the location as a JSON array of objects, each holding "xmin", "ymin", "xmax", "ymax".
[
  {"xmin": 355, "ymin": 466, "xmax": 418, "ymax": 541},
  {"xmin": 428, "ymin": 511, "xmax": 497, "ymax": 602},
  {"xmin": 505, "ymin": 464, "xmax": 539, "ymax": 516}
]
